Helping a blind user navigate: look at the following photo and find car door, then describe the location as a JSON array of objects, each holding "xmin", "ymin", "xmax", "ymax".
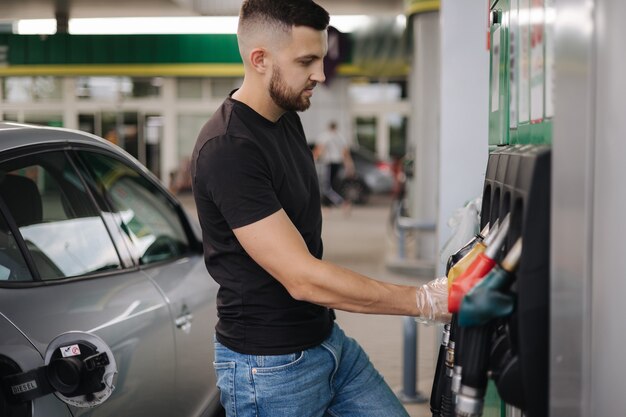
[
  {"xmin": 0, "ymin": 148, "xmax": 177, "ymax": 417},
  {"xmin": 75, "ymin": 150, "xmax": 220, "ymax": 417}
]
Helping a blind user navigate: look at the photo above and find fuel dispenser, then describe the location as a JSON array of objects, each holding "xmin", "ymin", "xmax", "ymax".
[
  {"xmin": 430, "ymin": 146, "xmax": 550, "ymax": 417},
  {"xmin": 427, "ymin": 0, "xmax": 554, "ymax": 413}
]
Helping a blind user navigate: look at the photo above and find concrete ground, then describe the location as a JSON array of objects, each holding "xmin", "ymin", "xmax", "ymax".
[
  {"xmin": 320, "ymin": 196, "xmax": 439, "ymax": 417},
  {"xmin": 180, "ymin": 193, "xmax": 441, "ymax": 416}
]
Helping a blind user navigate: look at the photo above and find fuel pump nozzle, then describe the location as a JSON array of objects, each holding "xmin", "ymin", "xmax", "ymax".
[
  {"xmin": 458, "ymin": 238, "xmax": 522, "ymax": 327},
  {"xmin": 447, "ymin": 224, "xmax": 493, "ymax": 289},
  {"xmin": 448, "ymin": 214, "xmax": 510, "ymax": 313},
  {"xmin": 455, "ymin": 238, "xmax": 523, "ymax": 417},
  {"xmin": 432, "ymin": 225, "xmax": 488, "ymax": 417},
  {"xmin": 430, "ymin": 323, "xmax": 451, "ymax": 417},
  {"xmin": 440, "ymin": 317, "xmax": 459, "ymax": 417}
]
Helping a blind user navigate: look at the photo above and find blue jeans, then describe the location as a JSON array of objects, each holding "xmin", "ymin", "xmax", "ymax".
[{"xmin": 213, "ymin": 323, "xmax": 410, "ymax": 417}]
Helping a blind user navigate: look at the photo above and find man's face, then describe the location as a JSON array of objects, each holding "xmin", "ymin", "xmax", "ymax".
[{"xmin": 269, "ymin": 26, "xmax": 327, "ymax": 112}]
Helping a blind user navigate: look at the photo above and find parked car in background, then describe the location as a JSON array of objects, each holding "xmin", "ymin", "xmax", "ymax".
[
  {"xmin": 0, "ymin": 122, "xmax": 222, "ymax": 417},
  {"xmin": 335, "ymin": 147, "xmax": 394, "ymax": 205}
]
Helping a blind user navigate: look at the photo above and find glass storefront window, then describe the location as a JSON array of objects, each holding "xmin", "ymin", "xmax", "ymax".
[
  {"xmin": 177, "ymin": 113, "xmax": 210, "ymax": 161},
  {"xmin": 144, "ymin": 114, "xmax": 163, "ymax": 178},
  {"xmin": 24, "ymin": 113, "xmax": 63, "ymax": 128},
  {"xmin": 78, "ymin": 114, "xmax": 96, "ymax": 134},
  {"xmin": 348, "ymin": 81, "xmax": 403, "ymax": 104},
  {"xmin": 76, "ymin": 77, "xmax": 161, "ymax": 100},
  {"xmin": 177, "ymin": 78, "xmax": 203, "ymax": 99},
  {"xmin": 388, "ymin": 114, "xmax": 407, "ymax": 158},
  {"xmin": 76, "ymin": 77, "xmax": 130, "ymax": 100},
  {"xmin": 101, "ymin": 112, "xmax": 139, "ymax": 159},
  {"xmin": 132, "ymin": 77, "xmax": 162, "ymax": 98},
  {"xmin": 2, "ymin": 112, "xmax": 18, "ymax": 122},
  {"xmin": 355, "ymin": 116, "xmax": 377, "ymax": 154},
  {"xmin": 3, "ymin": 77, "xmax": 63, "ymax": 103},
  {"xmin": 172, "ymin": 113, "xmax": 210, "ymax": 192},
  {"xmin": 210, "ymin": 78, "xmax": 241, "ymax": 98}
]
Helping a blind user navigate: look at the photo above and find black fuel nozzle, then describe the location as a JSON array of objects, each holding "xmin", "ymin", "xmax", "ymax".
[
  {"xmin": 430, "ymin": 323, "xmax": 451, "ymax": 416},
  {"xmin": 440, "ymin": 316, "xmax": 459, "ymax": 417},
  {"xmin": 454, "ymin": 324, "xmax": 493, "ymax": 417}
]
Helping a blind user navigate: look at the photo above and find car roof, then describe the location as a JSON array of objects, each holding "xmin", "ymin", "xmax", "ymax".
[{"xmin": 0, "ymin": 122, "xmax": 116, "ymax": 154}]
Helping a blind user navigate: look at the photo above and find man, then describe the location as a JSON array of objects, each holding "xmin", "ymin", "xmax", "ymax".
[
  {"xmin": 191, "ymin": 1, "xmax": 449, "ymax": 416},
  {"xmin": 313, "ymin": 121, "xmax": 354, "ymax": 209}
]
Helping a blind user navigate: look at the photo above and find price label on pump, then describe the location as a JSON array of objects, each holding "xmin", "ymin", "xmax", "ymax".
[
  {"xmin": 509, "ymin": 0, "xmax": 519, "ymax": 129},
  {"xmin": 530, "ymin": 0, "xmax": 545, "ymax": 124},
  {"xmin": 518, "ymin": 0, "xmax": 531, "ymax": 124},
  {"xmin": 491, "ymin": 25, "xmax": 501, "ymax": 113},
  {"xmin": 545, "ymin": 0, "xmax": 555, "ymax": 119}
]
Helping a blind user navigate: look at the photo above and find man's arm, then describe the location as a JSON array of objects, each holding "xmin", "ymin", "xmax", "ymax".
[{"xmin": 233, "ymin": 208, "xmax": 421, "ymax": 316}]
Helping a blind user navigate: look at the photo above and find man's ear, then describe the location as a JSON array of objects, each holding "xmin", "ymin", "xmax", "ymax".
[{"xmin": 249, "ymin": 48, "xmax": 269, "ymax": 74}]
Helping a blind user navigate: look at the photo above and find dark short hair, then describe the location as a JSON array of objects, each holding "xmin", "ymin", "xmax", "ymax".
[{"xmin": 239, "ymin": 0, "xmax": 330, "ymax": 31}]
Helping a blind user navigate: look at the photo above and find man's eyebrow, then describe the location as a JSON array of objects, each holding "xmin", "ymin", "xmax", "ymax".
[{"xmin": 296, "ymin": 54, "xmax": 323, "ymax": 61}]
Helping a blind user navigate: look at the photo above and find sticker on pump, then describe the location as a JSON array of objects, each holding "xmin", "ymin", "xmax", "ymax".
[{"xmin": 60, "ymin": 344, "xmax": 82, "ymax": 357}]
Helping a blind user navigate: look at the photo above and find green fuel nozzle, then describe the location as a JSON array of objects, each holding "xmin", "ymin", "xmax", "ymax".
[{"xmin": 458, "ymin": 238, "xmax": 522, "ymax": 327}]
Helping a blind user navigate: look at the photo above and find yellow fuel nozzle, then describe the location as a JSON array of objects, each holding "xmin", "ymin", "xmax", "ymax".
[{"xmin": 447, "ymin": 241, "xmax": 487, "ymax": 289}]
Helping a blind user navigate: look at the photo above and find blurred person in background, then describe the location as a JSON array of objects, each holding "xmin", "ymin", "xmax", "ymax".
[{"xmin": 314, "ymin": 120, "xmax": 354, "ymax": 212}]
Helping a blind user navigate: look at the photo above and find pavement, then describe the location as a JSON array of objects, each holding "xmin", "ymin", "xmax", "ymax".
[
  {"xmin": 180, "ymin": 193, "xmax": 440, "ymax": 417},
  {"xmin": 320, "ymin": 196, "xmax": 439, "ymax": 417}
]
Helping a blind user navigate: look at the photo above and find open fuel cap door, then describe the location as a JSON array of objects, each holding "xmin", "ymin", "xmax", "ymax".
[
  {"xmin": 44, "ymin": 332, "xmax": 117, "ymax": 408},
  {"xmin": 2, "ymin": 332, "xmax": 116, "ymax": 409}
]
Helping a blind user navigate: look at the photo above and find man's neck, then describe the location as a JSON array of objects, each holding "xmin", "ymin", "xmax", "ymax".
[{"xmin": 232, "ymin": 83, "xmax": 285, "ymax": 123}]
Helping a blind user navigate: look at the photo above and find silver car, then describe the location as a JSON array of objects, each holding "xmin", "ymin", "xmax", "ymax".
[
  {"xmin": 0, "ymin": 122, "xmax": 222, "ymax": 417},
  {"xmin": 336, "ymin": 147, "xmax": 394, "ymax": 205}
]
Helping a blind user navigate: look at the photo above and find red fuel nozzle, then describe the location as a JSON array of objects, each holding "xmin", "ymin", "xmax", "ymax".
[{"xmin": 448, "ymin": 214, "xmax": 510, "ymax": 313}]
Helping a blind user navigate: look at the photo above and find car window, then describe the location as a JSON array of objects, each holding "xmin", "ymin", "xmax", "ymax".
[
  {"xmin": 0, "ymin": 211, "xmax": 33, "ymax": 281},
  {"xmin": 0, "ymin": 152, "xmax": 122, "ymax": 280},
  {"xmin": 78, "ymin": 151, "xmax": 191, "ymax": 265}
]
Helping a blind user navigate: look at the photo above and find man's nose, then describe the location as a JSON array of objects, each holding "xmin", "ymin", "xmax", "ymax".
[{"xmin": 311, "ymin": 61, "xmax": 326, "ymax": 84}]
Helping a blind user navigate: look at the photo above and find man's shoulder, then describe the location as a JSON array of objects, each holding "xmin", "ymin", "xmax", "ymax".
[
  {"xmin": 197, "ymin": 99, "xmax": 235, "ymax": 142},
  {"xmin": 194, "ymin": 101, "xmax": 253, "ymax": 153}
]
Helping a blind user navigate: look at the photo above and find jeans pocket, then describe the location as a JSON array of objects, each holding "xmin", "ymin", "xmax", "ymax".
[
  {"xmin": 213, "ymin": 361, "xmax": 236, "ymax": 416},
  {"xmin": 251, "ymin": 349, "xmax": 333, "ymax": 417},
  {"xmin": 252, "ymin": 351, "xmax": 305, "ymax": 374}
]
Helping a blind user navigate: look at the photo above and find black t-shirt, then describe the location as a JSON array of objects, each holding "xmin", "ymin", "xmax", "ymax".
[{"xmin": 191, "ymin": 97, "xmax": 334, "ymax": 355}]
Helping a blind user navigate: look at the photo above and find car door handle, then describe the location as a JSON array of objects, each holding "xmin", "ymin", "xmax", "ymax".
[
  {"xmin": 175, "ymin": 305, "xmax": 194, "ymax": 333},
  {"xmin": 175, "ymin": 313, "xmax": 193, "ymax": 328}
]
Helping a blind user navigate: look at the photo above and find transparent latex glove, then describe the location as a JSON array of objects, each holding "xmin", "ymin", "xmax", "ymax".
[{"xmin": 415, "ymin": 276, "xmax": 451, "ymax": 325}]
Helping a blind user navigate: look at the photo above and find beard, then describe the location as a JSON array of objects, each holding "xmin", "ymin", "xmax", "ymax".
[{"xmin": 269, "ymin": 65, "xmax": 314, "ymax": 112}]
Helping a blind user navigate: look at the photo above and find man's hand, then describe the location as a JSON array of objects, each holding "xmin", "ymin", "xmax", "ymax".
[{"xmin": 415, "ymin": 277, "xmax": 452, "ymax": 324}]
